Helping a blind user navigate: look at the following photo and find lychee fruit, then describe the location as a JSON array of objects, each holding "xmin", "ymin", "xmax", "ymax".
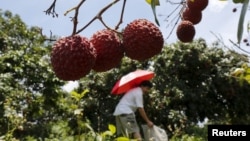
[
  {"xmin": 176, "ymin": 20, "xmax": 195, "ymax": 43},
  {"xmin": 122, "ymin": 19, "xmax": 164, "ymax": 61},
  {"xmin": 51, "ymin": 35, "xmax": 96, "ymax": 81},
  {"xmin": 186, "ymin": 0, "xmax": 209, "ymax": 12},
  {"xmin": 90, "ymin": 29, "xmax": 124, "ymax": 72},
  {"xmin": 182, "ymin": 7, "xmax": 202, "ymax": 25}
]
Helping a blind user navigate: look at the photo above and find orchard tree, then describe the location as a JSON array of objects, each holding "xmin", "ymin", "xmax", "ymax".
[
  {"xmin": 0, "ymin": 10, "xmax": 70, "ymax": 140},
  {"xmin": 72, "ymin": 39, "xmax": 250, "ymax": 140}
]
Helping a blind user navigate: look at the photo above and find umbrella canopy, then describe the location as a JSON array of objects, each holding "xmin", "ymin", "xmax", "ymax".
[{"xmin": 111, "ymin": 69, "xmax": 155, "ymax": 94}]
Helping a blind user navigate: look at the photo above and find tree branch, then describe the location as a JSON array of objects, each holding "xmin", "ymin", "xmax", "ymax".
[
  {"xmin": 44, "ymin": 0, "xmax": 58, "ymax": 18},
  {"xmin": 165, "ymin": 3, "xmax": 183, "ymax": 40},
  {"xmin": 75, "ymin": 0, "xmax": 121, "ymax": 34},
  {"xmin": 229, "ymin": 39, "xmax": 250, "ymax": 55},
  {"xmin": 64, "ymin": 0, "xmax": 86, "ymax": 35},
  {"xmin": 115, "ymin": 0, "xmax": 127, "ymax": 30}
]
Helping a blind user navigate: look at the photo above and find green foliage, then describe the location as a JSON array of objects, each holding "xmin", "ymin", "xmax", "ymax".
[
  {"xmin": 0, "ymin": 10, "xmax": 66, "ymax": 140},
  {"xmin": 72, "ymin": 39, "xmax": 250, "ymax": 140},
  {"xmin": 233, "ymin": 0, "xmax": 246, "ymax": 3},
  {"xmin": 170, "ymin": 134, "xmax": 204, "ymax": 141}
]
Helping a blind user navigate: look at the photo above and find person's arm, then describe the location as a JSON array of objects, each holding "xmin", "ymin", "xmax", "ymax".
[{"xmin": 138, "ymin": 107, "xmax": 154, "ymax": 128}]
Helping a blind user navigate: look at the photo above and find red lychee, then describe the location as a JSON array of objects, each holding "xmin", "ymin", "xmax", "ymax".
[
  {"xmin": 176, "ymin": 20, "xmax": 195, "ymax": 43},
  {"xmin": 90, "ymin": 29, "xmax": 124, "ymax": 72},
  {"xmin": 122, "ymin": 19, "xmax": 164, "ymax": 61},
  {"xmin": 182, "ymin": 7, "xmax": 202, "ymax": 25},
  {"xmin": 187, "ymin": 0, "xmax": 209, "ymax": 11},
  {"xmin": 51, "ymin": 35, "xmax": 96, "ymax": 81}
]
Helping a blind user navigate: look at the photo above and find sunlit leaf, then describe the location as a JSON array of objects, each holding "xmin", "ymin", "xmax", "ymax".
[
  {"xmin": 101, "ymin": 131, "xmax": 113, "ymax": 137},
  {"xmin": 70, "ymin": 90, "xmax": 81, "ymax": 101},
  {"xmin": 243, "ymin": 66, "xmax": 250, "ymax": 83},
  {"xmin": 108, "ymin": 124, "xmax": 116, "ymax": 134},
  {"xmin": 149, "ymin": 0, "xmax": 160, "ymax": 26},
  {"xmin": 84, "ymin": 123, "xmax": 94, "ymax": 131},
  {"xmin": 116, "ymin": 137, "xmax": 130, "ymax": 141},
  {"xmin": 80, "ymin": 89, "xmax": 89, "ymax": 98},
  {"xmin": 237, "ymin": 0, "xmax": 249, "ymax": 43},
  {"xmin": 74, "ymin": 109, "xmax": 83, "ymax": 115},
  {"xmin": 245, "ymin": 67, "xmax": 250, "ymax": 74},
  {"xmin": 244, "ymin": 75, "xmax": 250, "ymax": 83},
  {"xmin": 231, "ymin": 68, "xmax": 245, "ymax": 76},
  {"xmin": 145, "ymin": 0, "xmax": 160, "ymax": 5}
]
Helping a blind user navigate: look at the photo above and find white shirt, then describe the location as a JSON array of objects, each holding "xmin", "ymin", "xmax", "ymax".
[{"xmin": 113, "ymin": 87, "xmax": 143, "ymax": 116}]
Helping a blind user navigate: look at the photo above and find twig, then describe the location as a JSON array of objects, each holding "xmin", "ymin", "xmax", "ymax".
[
  {"xmin": 163, "ymin": 0, "xmax": 185, "ymax": 40},
  {"xmin": 167, "ymin": 0, "xmax": 186, "ymax": 5},
  {"xmin": 229, "ymin": 39, "xmax": 250, "ymax": 55},
  {"xmin": 66, "ymin": 0, "xmax": 86, "ymax": 35},
  {"xmin": 75, "ymin": 0, "xmax": 121, "ymax": 34},
  {"xmin": 165, "ymin": 16, "xmax": 180, "ymax": 40},
  {"xmin": 165, "ymin": 4, "xmax": 183, "ymax": 40},
  {"xmin": 164, "ymin": 2, "xmax": 184, "ymax": 22},
  {"xmin": 38, "ymin": 28, "xmax": 56, "ymax": 42},
  {"xmin": 45, "ymin": 30, "xmax": 57, "ymax": 42},
  {"xmin": 115, "ymin": 0, "xmax": 127, "ymax": 30},
  {"xmin": 210, "ymin": 31, "xmax": 233, "ymax": 50},
  {"xmin": 44, "ymin": 0, "xmax": 58, "ymax": 18}
]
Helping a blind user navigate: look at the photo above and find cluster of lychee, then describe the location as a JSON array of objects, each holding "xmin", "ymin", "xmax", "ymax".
[
  {"xmin": 51, "ymin": 19, "xmax": 164, "ymax": 81},
  {"xmin": 176, "ymin": 0, "xmax": 209, "ymax": 43}
]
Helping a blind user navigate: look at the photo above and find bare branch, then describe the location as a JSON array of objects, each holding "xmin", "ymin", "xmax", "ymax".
[
  {"xmin": 37, "ymin": 28, "xmax": 56, "ymax": 42},
  {"xmin": 229, "ymin": 39, "xmax": 250, "ymax": 55},
  {"xmin": 166, "ymin": 0, "xmax": 186, "ymax": 5},
  {"xmin": 67, "ymin": 0, "xmax": 86, "ymax": 35},
  {"xmin": 210, "ymin": 31, "xmax": 234, "ymax": 50},
  {"xmin": 44, "ymin": 0, "xmax": 58, "ymax": 18},
  {"xmin": 115, "ymin": 0, "xmax": 127, "ymax": 30},
  {"xmin": 75, "ymin": 0, "xmax": 121, "ymax": 34},
  {"xmin": 165, "ymin": 3, "xmax": 183, "ymax": 40}
]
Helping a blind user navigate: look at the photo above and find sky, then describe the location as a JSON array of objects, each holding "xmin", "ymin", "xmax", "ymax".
[
  {"xmin": 1, "ymin": 0, "xmax": 250, "ymax": 91},
  {"xmin": 1, "ymin": 0, "xmax": 249, "ymax": 44}
]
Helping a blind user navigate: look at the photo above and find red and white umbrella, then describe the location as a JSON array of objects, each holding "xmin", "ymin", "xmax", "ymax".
[{"xmin": 111, "ymin": 69, "xmax": 155, "ymax": 94}]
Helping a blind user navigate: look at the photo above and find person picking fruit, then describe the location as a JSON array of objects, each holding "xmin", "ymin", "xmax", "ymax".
[{"xmin": 113, "ymin": 80, "xmax": 154, "ymax": 141}]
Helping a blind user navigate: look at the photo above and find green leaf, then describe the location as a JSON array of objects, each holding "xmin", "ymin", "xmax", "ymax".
[
  {"xmin": 145, "ymin": 0, "xmax": 160, "ymax": 5},
  {"xmin": 108, "ymin": 124, "xmax": 116, "ymax": 134},
  {"xmin": 149, "ymin": 0, "xmax": 160, "ymax": 26},
  {"xmin": 233, "ymin": 0, "xmax": 245, "ymax": 3},
  {"xmin": 101, "ymin": 131, "xmax": 113, "ymax": 137},
  {"xmin": 80, "ymin": 89, "xmax": 89, "ymax": 98},
  {"xmin": 237, "ymin": 0, "xmax": 249, "ymax": 43},
  {"xmin": 245, "ymin": 67, "xmax": 250, "ymax": 74},
  {"xmin": 116, "ymin": 137, "xmax": 130, "ymax": 141},
  {"xmin": 244, "ymin": 75, "xmax": 250, "ymax": 83},
  {"xmin": 70, "ymin": 89, "xmax": 89, "ymax": 101},
  {"xmin": 70, "ymin": 91, "xmax": 81, "ymax": 101}
]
